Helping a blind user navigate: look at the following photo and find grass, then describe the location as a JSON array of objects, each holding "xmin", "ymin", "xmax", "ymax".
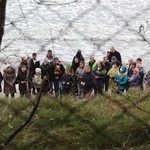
[{"xmin": 0, "ymin": 89, "xmax": 150, "ymax": 150}]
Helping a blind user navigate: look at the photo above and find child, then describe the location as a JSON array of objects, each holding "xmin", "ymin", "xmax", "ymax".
[
  {"xmin": 3, "ymin": 66, "xmax": 16, "ymax": 98},
  {"xmin": 16, "ymin": 65, "xmax": 28, "ymax": 97},
  {"xmin": 32, "ymin": 68, "xmax": 43, "ymax": 93}
]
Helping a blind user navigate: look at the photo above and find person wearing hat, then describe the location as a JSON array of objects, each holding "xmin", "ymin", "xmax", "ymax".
[
  {"xmin": 3, "ymin": 66, "xmax": 16, "ymax": 98},
  {"xmin": 40, "ymin": 59, "xmax": 51, "ymax": 93},
  {"xmin": 72, "ymin": 50, "xmax": 85, "ymax": 66}
]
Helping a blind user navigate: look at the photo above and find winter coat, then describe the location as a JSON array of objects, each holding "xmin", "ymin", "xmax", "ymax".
[
  {"xmin": 108, "ymin": 50, "xmax": 122, "ymax": 63},
  {"xmin": 129, "ymin": 74, "xmax": 141, "ymax": 87},
  {"xmin": 115, "ymin": 72, "xmax": 128, "ymax": 91},
  {"xmin": 33, "ymin": 74, "xmax": 43, "ymax": 88},
  {"xmin": 62, "ymin": 74, "xmax": 74, "ymax": 93},
  {"xmin": 16, "ymin": 70, "xmax": 28, "ymax": 92},
  {"xmin": 3, "ymin": 67, "xmax": 16, "ymax": 94},
  {"xmin": 72, "ymin": 51, "xmax": 84, "ymax": 63},
  {"xmin": 51, "ymin": 63, "xmax": 65, "ymax": 81},
  {"xmin": 144, "ymin": 70, "xmax": 150, "ymax": 83},
  {"xmin": 82, "ymin": 71, "xmax": 96, "ymax": 93},
  {"xmin": 127, "ymin": 64, "xmax": 134, "ymax": 78},
  {"xmin": 62, "ymin": 74, "xmax": 73, "ymax": 85},
  {"xmin": 107, "ymin": 65, "xmax": 119, "ymax": 78},
  {"xmin": 40, "ymin": 63, "xmax": 51, "ymax": 79},
  {"xmin": 89, "ymin": 60, "xmax": 97, "ymax": 72},
  {"xmin": 29, "ymin": 59, "xmax": 40, "ymax": 78},
  {"xmin": 94, "ymin": 68, "xmax": 107, "ymax": 84},
  {"xmin": 75, "ymin": 67, "xmax": 84, "ymax": 82},
  {"xmin": 103, "ymin": 61, "xmax": 112, "ymax": 73},
  {"xmin": 71, "ymin": 62, "xmax": 79, "ymax": 74},
  {"xmin": 44, "ymin": 55, "xmax": 54, "ymax": 66}
]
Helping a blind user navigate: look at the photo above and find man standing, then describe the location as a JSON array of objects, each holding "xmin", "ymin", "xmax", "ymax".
[
  {"xmin": 108, "ymin": 46, "xmax": 122, "ymax": 64},
  {"xmin": 29, "ymin": 53, "xmax": 40, "ymax": 94},
  {"xmin": 51, "ymin": 57, "xmax": 65, "ymax": 97},
  {"xmin": 88, "ymin": 55, "xmax": 98, "ymax": 72}
]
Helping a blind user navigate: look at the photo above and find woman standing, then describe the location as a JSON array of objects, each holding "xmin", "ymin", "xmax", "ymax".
[{"xmin": 3, "ymin": 66, "xmax": 16, "ymax": 98}]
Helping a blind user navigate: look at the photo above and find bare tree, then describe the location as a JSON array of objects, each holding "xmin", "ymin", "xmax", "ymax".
[{"xmin": 0, "ymin": 0, "xmax": 7, "ymax": 48}]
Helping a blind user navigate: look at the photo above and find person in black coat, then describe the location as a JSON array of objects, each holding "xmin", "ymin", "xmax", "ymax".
[
  {"xmin": 62, "ymin": 68, "xmax": 74, "ymax": 94},
  {"xmin": 102, "ymin": 56, "xmax": 112, "ymax": 91},
  {"xmin": 72, "ymin": 50, "xmax": 84, "ymax": 65},
  {"xmin": 108, "ymin": 46, "xmax": 122, "ymax": 64},
  {"xmin": 16, "ymin": 65, "xmax": 28, "ymax": 97},
  {"xmin": 71, "ymin": 57, "xmax": 80, "ymax": 75},
  {"xmin": 40, "ymin": 59, "xmax": 51, "ymax": 93},
  {"xmin": 29, "ymin": 53, "xmax": 40, "ymax": 94},
  {"xmin": 81, "ymin": 65, "xmax": 96, "ymax": 101}
]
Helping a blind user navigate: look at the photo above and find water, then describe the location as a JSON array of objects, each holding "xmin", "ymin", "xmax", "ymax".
[{"xmin": 1, "ymin": 0, "xmax": 150, "ymax": 71}]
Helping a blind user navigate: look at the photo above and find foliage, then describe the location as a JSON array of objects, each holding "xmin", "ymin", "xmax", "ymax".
[{"xmin": 0, "ymin": 89, "xmax": 150, "ymax": 150}]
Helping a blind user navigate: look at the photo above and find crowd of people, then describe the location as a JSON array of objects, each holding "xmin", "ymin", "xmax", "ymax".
[{"xmin": 0, "ymin": 47, "xmax": 150, "ymax": 100}]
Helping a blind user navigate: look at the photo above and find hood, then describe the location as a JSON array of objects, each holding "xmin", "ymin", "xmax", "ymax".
[
  {"xmin": 4, "ymin": 67, "xmax": 15, "ymax": 74},
  {"xmin": 120, "ymin": 65, "xmax": 126, "ymax": 73}
]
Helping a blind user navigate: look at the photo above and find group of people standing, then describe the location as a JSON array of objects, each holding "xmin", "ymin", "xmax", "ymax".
[{"xmin": 0, "ymin": 47, "xmax": 150, "ymax": 100}]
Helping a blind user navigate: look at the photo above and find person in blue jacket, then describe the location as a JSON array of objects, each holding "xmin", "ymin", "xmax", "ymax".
[{"xmin": 114, "ymin": 65, "xmax": 128, "ymax": 92}]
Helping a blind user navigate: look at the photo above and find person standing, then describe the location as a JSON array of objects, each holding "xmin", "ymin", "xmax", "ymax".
[
  {"xmin": 75, "ymin": 61, "xmax": 85, "ymax": 97},
  {"xmin": 72, "ymin": 50, "xmax": 85, "ymax": 65},
  {"xmin": 114, "ymin": 65, "xmax": 128, "ymax": 92},
  {"xmin": 3, "ymin": 66, "xmax": 16, "ymax": 98},
  {"xmin": 94, "ymin": 61, "xmax": 107, "ymax": 94},
  {"xmin": 45, "ymin": 49, "xmax": 55, "ymax": 66},
  {"xmin": 128, "ymin": 68, "xmax": 142, "ymax": 88},
  {"xmin": 40, "ymin": 59, "xmax": 51, "ymax": 93},
  {"xmin": 102, "ymin": 56, "xmax": 112, "ymax": 91},
  {"xmin": 29, "ymin": 53, "xmax": 40, "ymax": 94},
  {"xmin": 16, "ymin": 65, "xmax": 28, "ymax": 97},
  {"xmin": 88, "ymin": 55, "xmax": 98, "ymax": 72},
  {"xmin": 71, "ymin": 57, "xmax": 80, "ymax": 75},
  {"xmin": 51, "ymin": 57, "xmax": 65, "ymax": 97},
  {"xmin": 108, "ymin": 46, "xmax": 122, "ymax": 64},
  {"xmin": 32, "ymin": 68, "xmax": 43, "ymax": 93}
]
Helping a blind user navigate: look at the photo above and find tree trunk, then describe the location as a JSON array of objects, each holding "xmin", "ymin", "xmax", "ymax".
[{"xmin": 0, "ymin": 0, "xmax": 7, "ymax": 48}]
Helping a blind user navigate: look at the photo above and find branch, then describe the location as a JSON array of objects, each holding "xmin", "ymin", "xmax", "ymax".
[{"xmin": 3, "ymin": 80, "xmax": 46, "ymax": 148}]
